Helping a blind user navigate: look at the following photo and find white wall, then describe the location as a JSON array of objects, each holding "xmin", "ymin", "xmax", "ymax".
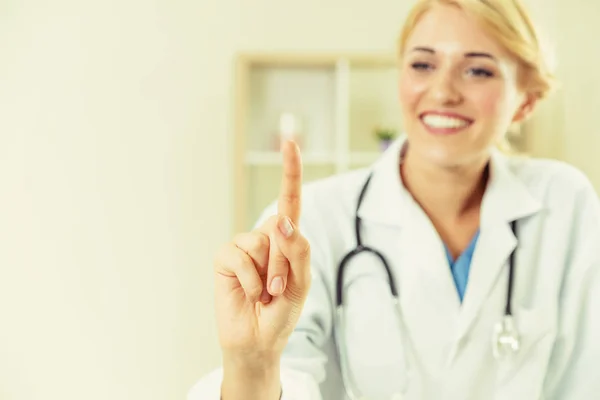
[
  {"xmin": 0, "ymin": 0, "xmax": 238, "ymax": 398},
  {"xmin": 556, "ymin": 1, "xmax": 600, "ymax": 188},
  {"xmin": 0, "ymin": 1, "xmax": 597, "ymax": 399}
]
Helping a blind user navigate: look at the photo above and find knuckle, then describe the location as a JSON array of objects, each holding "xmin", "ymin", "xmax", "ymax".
[
  {"xmin": 262, "ymin": 215, "xmax": 278, "ymax": 230},
  {"xmin": 232, "ymin": 232, "xmax": 246, "ymax": 245},
  {"xmin": 272, "ymin": 254, "xmax": 290, "ymax": 272},
  {"xmin": 280, "ymin": 193, "xmax": 301, "ymax": 207},
  {"xmin": 295, "ymin": 236, "xmax": 311, "ymax": 261},
  {"xmin": 285, "ymin": 169, "xmax": 301, "ymax": 181},
  {"xmin": 287, "ymin": 283, "xmax": 308, "ymax": 304},
  {"xmin": 303, "ymin": 272, "xmax": 313, "ymax": 290},
  {"xmin": 242, "ymin": 252, "xmax": 256, "ymax": 270},
  {"xmin": 259, "ymin": 232, "xmax": 271, "ymax": 252},
  {"xmin": 213, "ymin": 242, "xmax": 232, "ymax": 269},
  {"xmin": 232, "ymin": 248, "xmax": 252, "ymax": 273},
  {"xmin": 251, "ymin": 231, "xmax": 270, "ymax": 253}
]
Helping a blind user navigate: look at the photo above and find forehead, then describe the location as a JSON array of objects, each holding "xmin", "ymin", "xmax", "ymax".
[{"xmin": 405, "ymin": 4, "xmax": 509, "ymax": 58}]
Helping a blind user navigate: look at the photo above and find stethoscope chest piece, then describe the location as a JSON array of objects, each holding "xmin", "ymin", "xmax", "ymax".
[{"xmin": 492, "ymin": 315, "xmax": 521, "ymax": 360}]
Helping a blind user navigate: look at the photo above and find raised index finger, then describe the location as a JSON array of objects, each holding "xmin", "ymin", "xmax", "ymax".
[{"xmin": 278, "ymin": 140, "xmax": 303, "ymax": 225}]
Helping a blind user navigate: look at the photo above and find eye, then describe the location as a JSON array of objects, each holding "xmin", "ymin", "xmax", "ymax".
[
  {"xmin": 467, "ymin": 68, "xmax": 494, "ymax": 78},
  {"xmin": 410, "ymin": 62, "xmax": 433, "ymax": 71}
]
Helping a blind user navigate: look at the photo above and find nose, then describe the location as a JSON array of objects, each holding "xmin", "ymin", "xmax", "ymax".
[{"xmin": 428, "ymin": 69, "xmax": 462, "ymax": 105}]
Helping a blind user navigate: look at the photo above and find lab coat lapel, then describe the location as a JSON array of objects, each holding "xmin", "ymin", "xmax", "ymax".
[
  {"xmin": 454, "ymin": 150, "xmax": 543, "ymax": 340},
  {"xmin": 401, "ymin": 199, "xmax": 463, "ymax": 315},
  {"xmin": 357, "ymin": 135, "xmax": 462, "ymax": 317},
  {"xmin": 356, "ymin": 140, "xmax": 545, "ymax": 343}
]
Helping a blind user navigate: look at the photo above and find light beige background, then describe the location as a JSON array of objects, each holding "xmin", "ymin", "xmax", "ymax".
[{"xmin": 0, "ymin": 0, "xmax": 598, "ymax": 399}]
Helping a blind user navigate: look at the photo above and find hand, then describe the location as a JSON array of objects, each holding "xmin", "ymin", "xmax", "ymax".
[{"xmin": 214, "ymin": 140, "xmax": 312, "ymax": 371}]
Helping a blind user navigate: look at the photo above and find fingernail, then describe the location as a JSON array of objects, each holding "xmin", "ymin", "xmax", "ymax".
[
  {"xmin": 278, "ymin": 217, "xmax": 294, "ymax": 238},
  {"xmin": 270, "ymin": 277, "xmax": 284, "ymax": 295}
]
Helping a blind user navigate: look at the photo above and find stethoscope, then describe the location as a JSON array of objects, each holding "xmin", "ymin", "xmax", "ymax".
[{"xmin": 333, "ymin": 171, "xmax": 521, "ymax": 400}]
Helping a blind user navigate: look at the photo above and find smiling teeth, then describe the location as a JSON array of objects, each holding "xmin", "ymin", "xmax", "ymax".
[{"xmin": 422, "ymin": 115, "xmax": 470, "ymax": 129}]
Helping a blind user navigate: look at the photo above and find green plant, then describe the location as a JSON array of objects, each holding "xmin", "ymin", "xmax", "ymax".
[{"xmin": 374, "ymin": 127, "xmax": 397, "ymax": 141}]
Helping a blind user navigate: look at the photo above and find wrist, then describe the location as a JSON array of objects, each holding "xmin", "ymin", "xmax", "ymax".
[{"xmin": 222, "ymin": 355, "xmax": 281, "ymax": 400}]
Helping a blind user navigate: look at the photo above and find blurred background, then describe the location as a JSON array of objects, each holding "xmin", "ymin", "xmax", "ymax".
[{"xmin": 0, "ymin": 0, "xmax": 598, "ymax": 399}]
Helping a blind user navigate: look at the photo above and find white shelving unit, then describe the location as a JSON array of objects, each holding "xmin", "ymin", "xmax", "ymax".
[
  {"xmin": 244, "ymin": 151, "xmax": 381, "ymax": 166},
  {"xmin": 233, "ymin": 52, "xmax": 401, "ymax": 232}
]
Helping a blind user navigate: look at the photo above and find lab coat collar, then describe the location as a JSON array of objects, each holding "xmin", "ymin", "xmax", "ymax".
[
  {"xmin": 481, "ymin": 147, "xmax": 543, "ymax": 225},
  {"xmin": 454, "ymin": 148, "xmax": 543, "ymax": 342},
  {"xmin": 355, "ymin": 135, "xmax": 409, "ymax": 227},
  {"xmin": 357, "ymin": 137, "xmax": 542, "ymax": 354},
  {"xmin": 356, "ymin": 134, "xmax": 545, "ymax": 349},
  {"xmin": 356, "ymin": 134, "xmax": 543, "ymax": 227}
]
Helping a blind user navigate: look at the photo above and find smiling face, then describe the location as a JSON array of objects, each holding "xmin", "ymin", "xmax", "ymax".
[{"xmin": 398, "ymin": 3, "xmax": 534, "ymax": 168}]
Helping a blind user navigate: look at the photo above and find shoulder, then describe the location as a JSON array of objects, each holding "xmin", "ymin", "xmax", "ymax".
[
  {"xmin": 507, "ymin": 156, "xmax": 599, "ymax": 213},
  {"xmin": 508, "ymin": 156, "xmax": 600, "ymax": 260},
  {"xmin": 507, "ymin": 156, "xmax": 594, "ymax": 192}
]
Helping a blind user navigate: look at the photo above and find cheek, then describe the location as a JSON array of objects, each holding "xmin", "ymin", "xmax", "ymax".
[
  {"xmin": 469, "ymin": 85, "xmax": 510, "ymax": 120},
  {"xmin": 398, "ymin": 74, "xmax": 426, "ymax": 112}
]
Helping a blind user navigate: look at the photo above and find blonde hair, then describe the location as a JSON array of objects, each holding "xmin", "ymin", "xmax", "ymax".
[{"xmin": 397, "ymin": 0, "xmax": 557, "ymax": 101}]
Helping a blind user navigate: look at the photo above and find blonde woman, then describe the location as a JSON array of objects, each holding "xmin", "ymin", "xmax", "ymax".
[{"xmin": 191, "ymin": 1, "xmax": 600, "ymax": 399}]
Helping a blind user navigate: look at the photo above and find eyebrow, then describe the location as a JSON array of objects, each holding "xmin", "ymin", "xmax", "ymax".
[{"xmin": 411, "ymin": 47, "xmax": 497, "ymax": 61}]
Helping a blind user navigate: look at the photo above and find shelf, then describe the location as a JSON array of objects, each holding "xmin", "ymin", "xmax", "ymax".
[
  {"xmin": 244, "ymin": 151, "xmax": 383, "ymax": 166},
  {"xmin": 244, "ymin": 151, "xmax": 337, "ymax": 165},
  {"xmin": 233, "ymin": 52, "xmax": 399, "ymax": 232}
]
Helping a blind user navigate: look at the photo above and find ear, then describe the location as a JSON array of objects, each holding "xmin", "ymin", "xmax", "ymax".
[{"xmin": 512, "ymin": 92, "xmax": 538, "ymax": 123}]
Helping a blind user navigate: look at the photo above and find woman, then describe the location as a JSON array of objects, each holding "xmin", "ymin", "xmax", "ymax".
[{"xmin": 192, "ymin": 0, "xmax": 600, "ymax": 399}]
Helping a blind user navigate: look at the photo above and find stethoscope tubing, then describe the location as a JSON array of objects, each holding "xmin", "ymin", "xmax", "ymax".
[{"xmin": 334, "ymin": 171, "xmax": 519, "ymax": 399}]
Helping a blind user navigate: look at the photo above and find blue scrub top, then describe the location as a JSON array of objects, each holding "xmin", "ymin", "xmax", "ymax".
[{"xmin": 444, "ymin": 231, "xmax": 480, "ymax": 302}]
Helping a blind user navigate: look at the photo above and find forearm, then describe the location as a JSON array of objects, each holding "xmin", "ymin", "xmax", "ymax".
[{"xmin": 221, "ymin": 357, "xmax": 282, "ymax": 400}]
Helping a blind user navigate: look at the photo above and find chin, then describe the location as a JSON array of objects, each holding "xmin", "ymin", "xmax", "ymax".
[{"xmin": 417, "ymin": 145, "xmax": 486, "ymax": 169}]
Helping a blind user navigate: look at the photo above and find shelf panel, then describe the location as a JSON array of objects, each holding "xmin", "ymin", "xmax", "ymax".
[
  {"xmin": 245, "ymin": 164, "xmax": 336, "ymax": 230},
  {"xmin": 234, "ymin": 53, "xmax": 401, "ymax": 233},
  {"xmin": 239, "ymin": 52, "xmax": 396, "ymax": 68},
  {"xmin": 245, "ymin": 151, "xmax": 337, "ymax": 165},
  {"xmin": 244, "ymin": 151, "xmax": 383, "ymax": 167}
]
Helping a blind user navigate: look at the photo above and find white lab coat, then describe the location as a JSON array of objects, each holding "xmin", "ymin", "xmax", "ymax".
[{"xmin": 190, "ymin": 136, "xmax": 600, "ymax": 400}]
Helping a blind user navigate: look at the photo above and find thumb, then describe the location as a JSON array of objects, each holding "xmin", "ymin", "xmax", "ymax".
[
  {"xmin": 266, "ymin": 225, "xmax": 290, "ymax": 297},
  {"xmin": 272, "ymin": 215, "xmax": 311, "ymax": 294}
]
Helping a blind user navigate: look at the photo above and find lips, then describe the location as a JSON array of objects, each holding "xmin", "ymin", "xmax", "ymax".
[{"xmin": 419, "ymin": 112, "xmax": 473, "ymax": 134}]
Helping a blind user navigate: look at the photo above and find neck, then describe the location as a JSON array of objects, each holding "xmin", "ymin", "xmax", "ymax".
[{"xmin": 400, "ymin": 148, "xmax": 490, "ymax": 222}]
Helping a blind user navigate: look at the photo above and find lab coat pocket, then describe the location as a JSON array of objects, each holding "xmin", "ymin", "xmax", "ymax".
[
  {"xmin": 494, "ymin": 306, "xmax": 556, "ymax": 399},
  {"xmin": 337, "ymin": 258, "xmax": 409, "ymax": 399}
]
